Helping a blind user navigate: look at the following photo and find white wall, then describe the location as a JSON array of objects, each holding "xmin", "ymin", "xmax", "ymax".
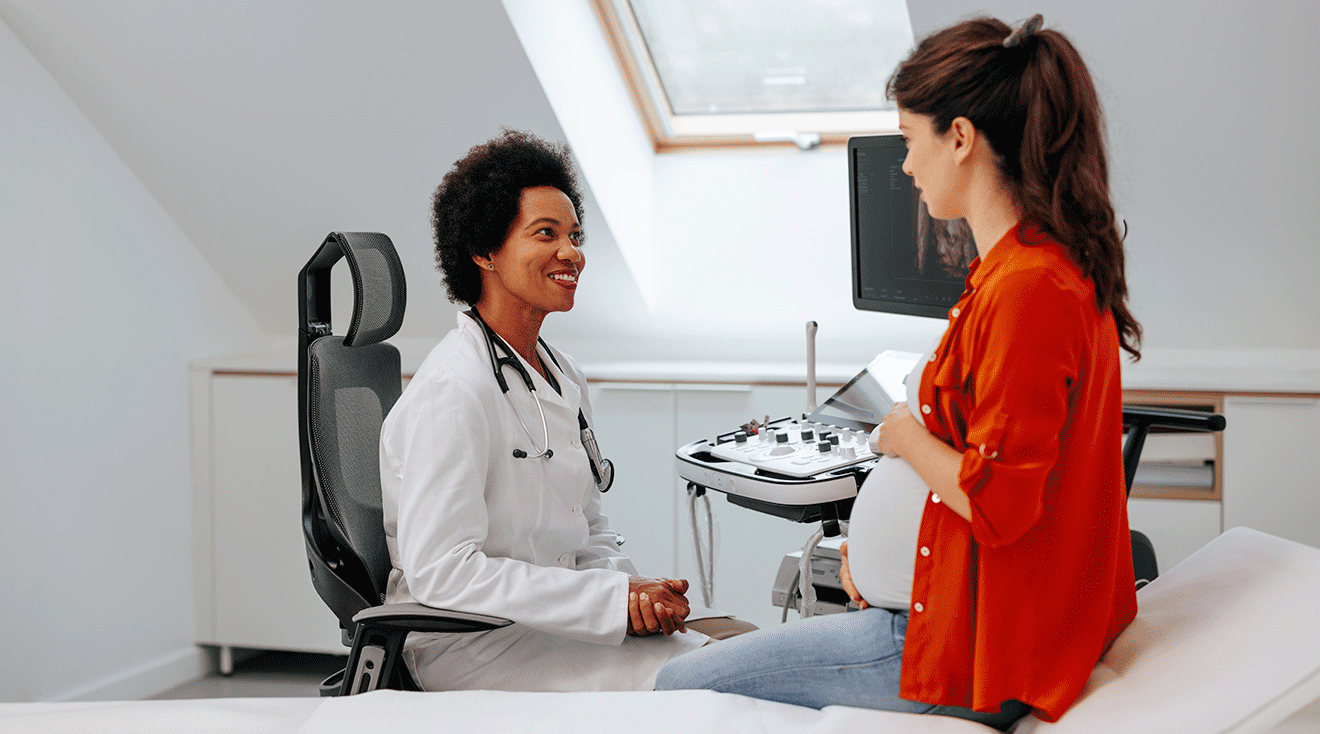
[
  {"xmin": 505, "ymin": 0, "xmax": 946, "ymax": 368},
  {"xmin": 0, "ymin": 17, "xmax": 266, "ymax": 702},
  {"xmin": 518, "ymin": 0, "xmax": 1320, "ymax": 367},
  {"xmin": 903, "ymin": 0, "xmax": 1320, "ymax": 353}
]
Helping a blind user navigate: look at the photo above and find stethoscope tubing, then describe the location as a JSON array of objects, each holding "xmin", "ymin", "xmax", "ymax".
[
  {"xmin": 505, "ymin": 384, "xmax": 553, "ymax": 460},
  {"xmin": 469, "ymin": 307, "xmax": 554, "ymax": 459},
  {"xmin": 467, "ymin": 308, "xmax": 613, "ymax": 491}
]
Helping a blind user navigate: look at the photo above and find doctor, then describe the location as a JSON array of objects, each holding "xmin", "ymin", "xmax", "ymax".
[{"xmin": 379, "ymin": 129, "xmax": 710, "ymax": 692}]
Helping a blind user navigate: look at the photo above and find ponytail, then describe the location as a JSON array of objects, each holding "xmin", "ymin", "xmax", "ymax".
[{"xmin": 888, "ymin": 16, "xmax": 1142, "ymax": 360}]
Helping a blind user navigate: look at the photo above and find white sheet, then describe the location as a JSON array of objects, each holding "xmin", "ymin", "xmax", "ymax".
[
  {"xmin": 3, "ymin": 527, "xmax": 1317, "ymax": 734},
  {"xmin": 0, "ymin": 691, "xmax": 994, "ymax": 734},
  {"xmin": 1017, "ymin": 527, "xmax": 1320, "ymax": 734},
  {"xmin": 0, "ymin": 697, "xmax": 323, "ymax": 734}
]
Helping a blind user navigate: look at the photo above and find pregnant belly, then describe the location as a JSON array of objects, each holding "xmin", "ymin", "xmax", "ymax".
[{"xmin": 846, "ymin": 455, "xmax": 929, "ymax": 610}]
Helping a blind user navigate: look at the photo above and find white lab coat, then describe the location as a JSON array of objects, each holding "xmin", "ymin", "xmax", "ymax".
[{"xmin": 379, "ymin": 313, "xmax": 706, "ymax": 691}]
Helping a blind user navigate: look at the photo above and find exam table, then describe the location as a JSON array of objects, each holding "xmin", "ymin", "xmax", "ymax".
[{"xmin": 5, "ymin": 527, "xmax": 1317, "ymax": 734}]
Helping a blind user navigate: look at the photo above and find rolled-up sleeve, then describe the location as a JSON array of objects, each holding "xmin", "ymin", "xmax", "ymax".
[{"xmin": 958, "ymin": 268, "xmax": 1087, "ymax": 548}]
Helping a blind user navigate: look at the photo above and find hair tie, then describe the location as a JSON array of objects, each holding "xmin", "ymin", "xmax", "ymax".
[{"xmin": 1003, "ymin": 14, "xmax": 1043, "ymax": 48}]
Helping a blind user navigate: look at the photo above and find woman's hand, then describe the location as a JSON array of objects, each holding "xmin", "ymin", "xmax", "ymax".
[
  {"xmin": 627, "ymin": 577, "xmax": 690, "ymax": 636},
  {"xmin": 839, "ymin": 541, "xmax": 870, "ymax": 610},
  {"xmin": 874, "ymin": 401, "xmax": 975, "ymax": 522},
  {"xmin": 873, "ymin": 402, "xmax": 924, "ymax": 459}
]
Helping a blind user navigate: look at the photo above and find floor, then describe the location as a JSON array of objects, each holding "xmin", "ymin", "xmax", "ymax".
[{"xmin": 149, "ymin": 651, "xmax": 345, "ymax": 700}]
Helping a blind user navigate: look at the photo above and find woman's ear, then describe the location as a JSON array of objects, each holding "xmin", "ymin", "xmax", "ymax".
[
  {"xmin": 948, "ymin": 116, "xmax": 977, "ymax": 164},
  {"xmin": 472, "ymin": 254, "xmax": 494, "ymax": 271}
]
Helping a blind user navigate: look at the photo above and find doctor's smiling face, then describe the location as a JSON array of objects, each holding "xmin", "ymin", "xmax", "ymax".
[{"xmin": 478, "ymin": 185, "xmax": 585, "ymax": 318}]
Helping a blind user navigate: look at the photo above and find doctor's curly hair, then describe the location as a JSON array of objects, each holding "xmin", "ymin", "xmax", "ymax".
[{"xmin": 431, "ymin": 128, "xmax": 584, "ymax": 306}]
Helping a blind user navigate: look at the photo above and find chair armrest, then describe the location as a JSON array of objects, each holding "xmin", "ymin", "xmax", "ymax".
[
  {"xmin": 1122, "ymin": 405, "xmax": 1226, "ymax": 432},
  {"xmin": 351, "ymin": 602, "xmax": 512, "ymax": 634},
  {"xmin": 1120, "ymin": 404, "xmax": 1226, "ymax": 497}
]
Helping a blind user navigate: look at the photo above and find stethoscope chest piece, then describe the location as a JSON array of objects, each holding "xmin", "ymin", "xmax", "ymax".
[{"xmin": 581, "ymin": 426, "xmax": 614, "ymax": 492}]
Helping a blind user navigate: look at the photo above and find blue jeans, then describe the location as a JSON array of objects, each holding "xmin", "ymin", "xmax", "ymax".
[{"xmin": 655, "ymin": 608, "xmax": 1028, "ymax": 730}]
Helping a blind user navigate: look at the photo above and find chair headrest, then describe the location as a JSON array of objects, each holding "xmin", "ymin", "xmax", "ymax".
[{"xmin": 301, "ymin": 232, "xmax": 407, "ymax": 347}]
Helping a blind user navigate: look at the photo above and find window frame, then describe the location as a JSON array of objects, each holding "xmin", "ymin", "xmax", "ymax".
[{"xmin": 590, "ymin": 0, "xmax": 902, "ymax": 153}]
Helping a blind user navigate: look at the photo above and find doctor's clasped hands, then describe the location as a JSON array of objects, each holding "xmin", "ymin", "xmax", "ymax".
[{"xmin": 628, "ymin": 577, "xmax": 690, "ymax": 636}]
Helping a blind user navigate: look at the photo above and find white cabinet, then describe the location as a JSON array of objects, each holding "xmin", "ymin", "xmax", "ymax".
[
  {"xmin": 193, "ymin": 362, "xmax": 1319, "ymax": 658},
  {"xmin": 192, "ymin": 370, "xmax": 343, "ymax": 666},
  {"xmin": 1223, "ymin": 396, "xmax": 1320, "ymax": 550},
  {"xmin": 1127, "ymin": 498, "xmax": 1222, "ymax": 572},
  {"xmin": 585, "ymin": 383, "xmax": 680, "ymax": 580}
]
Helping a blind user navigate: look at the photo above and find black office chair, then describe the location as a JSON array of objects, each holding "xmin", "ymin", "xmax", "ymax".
[
  {"xmin": 1121, "ymin": 405, "xmax": 1226, "ymax": 589},
  {"xmin": 297, "ymin": 231, "xmax": 511, "ymax": 697}
]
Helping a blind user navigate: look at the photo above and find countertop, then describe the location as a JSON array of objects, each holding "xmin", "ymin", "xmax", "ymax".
[{"xmin": 194, "ymin": 348, "xmax": 1320, "ymax": 394}]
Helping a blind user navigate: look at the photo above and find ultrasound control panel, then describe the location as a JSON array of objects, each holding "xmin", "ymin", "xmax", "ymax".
[
  {"xmin": 706, "ymin": 421, "xmax": 875, "ymax": 479},
  {"xmin": 675, "ymin": 351, "xmax": 920, "ymax": 519}
]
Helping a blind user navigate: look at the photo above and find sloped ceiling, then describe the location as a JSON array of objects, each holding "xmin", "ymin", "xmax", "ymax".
[{"xmin": 0, "ymin": 0, "xmax": 587, "ymax": 341}]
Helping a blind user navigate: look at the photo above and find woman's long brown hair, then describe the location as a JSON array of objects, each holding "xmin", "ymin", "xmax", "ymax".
[{"xmin": 887, "ymin": 17, "xmax": 1142, "ymax": 360}]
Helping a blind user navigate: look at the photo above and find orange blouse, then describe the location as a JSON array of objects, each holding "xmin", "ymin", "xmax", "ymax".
[{"xmin": 899, "ymin": 225, "xmax": 1137, "ymax": 722}]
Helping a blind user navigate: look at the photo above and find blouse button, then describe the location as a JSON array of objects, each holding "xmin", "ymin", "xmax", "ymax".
[
  {"xmin": 921, "ymin": 404, "xmax": 932, "ymax": 415},
  {"xmin": 920, "ymin": 546, "xmax": 930, "ymax": 557},
  {"xmin": 558, "ymin": 552, "xmax": 573, "ymax": 567},
  {"xmin": 572, "ymin": 503, "xmax": 583, "ymax": 517},
  {"xmin": 914, "ymin": 602, "xmax": 925, "ymax": 613},
  {"xmin": 928, "ymin": 352, "xmax": 937, "ymax": 362},
  {"xmin": 950, "ymin": 307, "xmax": 961, "ymax": 318},
  {"xmin": 931, "ymin": 494, "xmax": 942, "ymax": 504}
]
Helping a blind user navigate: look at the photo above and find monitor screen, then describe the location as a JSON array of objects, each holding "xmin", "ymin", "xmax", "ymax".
[{"xmin": 849, "ymin": 134, "xmax": 973, "ymax": 319}]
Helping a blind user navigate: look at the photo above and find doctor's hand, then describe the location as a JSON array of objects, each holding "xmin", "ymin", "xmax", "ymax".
[
  {"xmin": 839, "ymin": 541, "xmax": 870, "ymax": 610},
  {"xmin": 627, "ymin": 576, "xmax": 690, "ymax": 636}
]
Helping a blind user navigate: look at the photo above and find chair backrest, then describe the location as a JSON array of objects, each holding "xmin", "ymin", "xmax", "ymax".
[{"xmin": 298, "ymin": 232, "xmax": 406, "ymax": 632}]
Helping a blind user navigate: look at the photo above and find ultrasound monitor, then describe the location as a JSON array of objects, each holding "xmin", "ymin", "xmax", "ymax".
[{"xmin": 849, "ymin": 134, "xmax": 974, "ymax": 319}]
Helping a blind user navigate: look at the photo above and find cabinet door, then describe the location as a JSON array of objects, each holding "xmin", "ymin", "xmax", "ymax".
[
  {"xmin": 587, "ymin": 383, "xmax": 679, "ymax": 579},
  {"xmin": 209, "ymin": 376, "xmax": 343, "ymax": 653},
  {"xmin": 1127, "ymin": 498, "xmax": 1222, "ymax": 573},
  {"xmin": 1223, "ymin": 396, "xmax": 1320, "ymax": 549}
]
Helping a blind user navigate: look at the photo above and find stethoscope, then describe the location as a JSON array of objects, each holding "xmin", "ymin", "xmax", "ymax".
[{"xmin": 467, "ymin": 308, "xmax": 615, "ymax": 493}]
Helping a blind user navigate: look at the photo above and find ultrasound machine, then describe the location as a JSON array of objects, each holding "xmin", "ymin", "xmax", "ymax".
[{"xmin": 675, "ymin": 133, "xmax": 974, "ymax": 617}]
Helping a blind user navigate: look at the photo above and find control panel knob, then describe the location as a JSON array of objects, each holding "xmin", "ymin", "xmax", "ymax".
[
  {"xmin": 735, "ymin": 432, "xmax": 748, "ymax": 444},
  {"xmin": 776, "ymin": 432, "xmax": 789, "ymax": 444}
]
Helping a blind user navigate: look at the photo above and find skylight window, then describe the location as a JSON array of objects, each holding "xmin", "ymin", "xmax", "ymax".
[{"xmin": 592, "ymin": 0, "xmax": 914, "ymax": 151}]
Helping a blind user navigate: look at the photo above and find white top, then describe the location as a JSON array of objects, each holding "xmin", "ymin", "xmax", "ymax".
[
  {"xmin": 379, "ymin": 313, "xmax": 706, "ymax": 692},
  {"xmin": 843, "ymin": 350, "xmax": 932, "ymax": 610}
]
